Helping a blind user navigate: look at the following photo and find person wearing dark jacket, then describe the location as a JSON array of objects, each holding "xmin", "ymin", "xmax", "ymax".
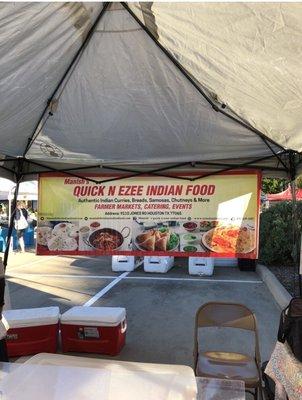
[{"xmin": 14, "ymin": 201, "xmax": 28, "ymax": 253}]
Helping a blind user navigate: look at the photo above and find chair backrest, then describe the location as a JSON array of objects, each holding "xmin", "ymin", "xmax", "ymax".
[
  {"xmin": 193, "ymin": 302, "xmax": 261, "ymax": 371},
  {"xmin": 196, "ymin": 302, "xmax": 256, "ymax": 331}
]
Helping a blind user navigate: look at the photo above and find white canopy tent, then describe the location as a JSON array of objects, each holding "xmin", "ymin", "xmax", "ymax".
[
  {"xmin": 0, "ymin": 2, "xmax": 301, "ymax": 357},
  {"xmin": 0, "ymin": 2, "xmax": 301, "ymax": 183},
  {"xmin": 0, "ymin": 179, "xmax": 37, "ymax": 202},
  {"xmin": 0, "ymin": 2, "xmax": 300, "ymax": 251},
  {"xmin": 0, "ymin": 179, "xmax": 37, "ymax": 230}
]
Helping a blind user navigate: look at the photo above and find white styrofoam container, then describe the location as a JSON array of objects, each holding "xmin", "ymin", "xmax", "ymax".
[
  {"xmin": 112, "ymin": 256, "xmax": 143, "ymax": 272},
  {"xmin": 60, "ymin": 306, "xmax": 126, "ymax": 327},
  {"xmin": 188, "ymin": 257, "xmax": 214, "ymax": 276},
  {"xmin": 144, "ymin": 256, "xmax": 174, "ymax": 273},
  {"xmin": 3, "ymin": 307, "xmax": 60, "ymax": 329}
]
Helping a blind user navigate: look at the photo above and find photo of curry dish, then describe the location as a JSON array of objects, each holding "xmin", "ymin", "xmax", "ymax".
[
  {"xmin": 90, "ymin": 228, "xmax": 123, "ymax": 251},
  {"xmin": 202, "ymin": 225, "xmax": 255, "ymax": 253}
]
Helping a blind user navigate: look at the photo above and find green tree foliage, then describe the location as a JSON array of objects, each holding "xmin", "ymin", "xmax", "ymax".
[
  {"xmin": 261, "ymin": 178, "xmax": 287, "ymax": 194},
  {"xmin": 261, "ymin": 176, "xmax": 302, "ymax": 194},
  {"xmin": 296, "ymin": 175, "xmax": 302, "ymax": 189},
  {"xmin": 259, "ymin": 202, "xmax": 302, "ymax": 265}
]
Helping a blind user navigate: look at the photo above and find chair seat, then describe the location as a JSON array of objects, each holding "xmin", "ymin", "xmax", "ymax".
[{"xmin": 196, "ymin": 351, "xmax": 260, "ymax": 387}]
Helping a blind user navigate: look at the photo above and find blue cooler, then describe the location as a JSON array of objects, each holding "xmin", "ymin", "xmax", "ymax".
[{"xmin": 0, "ymin": 226, "xmax": 34, "ymax": 252}]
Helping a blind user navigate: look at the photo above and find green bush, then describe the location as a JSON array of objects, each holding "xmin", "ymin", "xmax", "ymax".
[{"xmin": 259, "ymin": 202, "xmax": 302, "ymax": 266}]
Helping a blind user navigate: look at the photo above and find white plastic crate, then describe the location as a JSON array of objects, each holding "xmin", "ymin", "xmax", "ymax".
[
  {"xmin": 112, "ymin": 256, "xmax": 143, "ymax": 272},
  {"xmin": 188, "ymin": 257, "xmax": 214, "ymax": 276},
  {"xmin": 143, "ymin": 256, "xmax": 174, "ymax": 273}
]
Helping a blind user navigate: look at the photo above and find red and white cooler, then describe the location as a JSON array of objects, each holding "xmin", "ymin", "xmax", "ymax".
[
  {"xmin": 3, "ymin": 306, "xmax": 60, "ymax": 357},
  {"xmin": 60, "ymin": 306, "xmax": 127, "ymax": 356}
]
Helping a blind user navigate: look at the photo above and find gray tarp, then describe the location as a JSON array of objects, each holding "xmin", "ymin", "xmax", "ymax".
[{"xmin": 0, "ymin": 2, "xmax": 301, "ymax": 180}]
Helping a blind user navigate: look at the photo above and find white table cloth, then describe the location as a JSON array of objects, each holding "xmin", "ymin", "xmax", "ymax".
[{"xmin": 0, "ymin": 353, "xmax": 197, "ymax": 400}]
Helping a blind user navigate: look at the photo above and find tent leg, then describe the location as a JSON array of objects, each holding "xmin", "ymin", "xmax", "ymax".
[
  {"xmin": 0, "ymin": 169, "xmax": 22, "ymax": 361},
  {"xmin": 289, "ymin": 180, "xmax": 301, "ymax": 297},
  {"xmin": 298, "ymin": 231, "xmax": 302, "ymax": 296}
]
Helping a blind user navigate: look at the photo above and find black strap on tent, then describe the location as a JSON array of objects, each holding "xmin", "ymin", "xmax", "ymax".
[
  {"xmin": 23, "ymin": 2, "xmax": 110, "ymax": 157},
  {"xmin": 121, "ymin": 2, "xmax": 287, "ymax": 159}
]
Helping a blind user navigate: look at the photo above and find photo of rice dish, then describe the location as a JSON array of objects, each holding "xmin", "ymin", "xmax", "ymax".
[{"xmin": 202, "ymin": 225, "xmax": 255, "ymax": 253}]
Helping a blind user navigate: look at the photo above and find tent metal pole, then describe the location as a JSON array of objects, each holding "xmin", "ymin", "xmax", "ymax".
[
  {"xmin": 289, "ymin": 180, "xmax": 301, "ymax": 296},
  {"xmin": 24, "ymin": 158, "xmax": 193, "ymax": 182},
  {"xmin": 23, "ymin": 2, "xmax": 110, "ymax": 157},
  {"xmin": 121, "ymin": 2, "xmax": 286, "ymax": 153},
  {"xmin": 24, "ymin": 159, "xmax": 100, "ymax": 184},
  {"xmin": 289, "ymin": 151, "xmax": 301, "ymax": 296},
  {"xmin": 3, "ymin": 163, "xmax": 24, "ymax": 270},
  {"xmin": 193, "ymin": 153, "xmax": 290, "ymax": 180},
  {"xmin": 1, "ymin": 157, "xmax": 19, "ymax": 162},
  {"xmin": 22, "ymin": 161, "xmax": 191, "ymax": 176},
  {"xmin": 3, "ymin": 180, "xmax": 20, "ymax": 267},
  {"xmin": 0, "ymin": 160, "xmax": 23, "ymax": 361},
  {"xmin": 0, "ymin": 165, "xmax": 17, "ymax": 176}
]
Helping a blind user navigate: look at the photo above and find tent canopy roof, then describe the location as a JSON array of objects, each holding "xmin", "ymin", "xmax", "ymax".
[{"xmin": 0, "ymin": 2, "xmax": 301, "ymax": 181}]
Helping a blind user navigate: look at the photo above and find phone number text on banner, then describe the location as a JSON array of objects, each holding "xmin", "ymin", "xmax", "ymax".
[{"xmin": 37, "ymin": 172, "xmax": 260, "ymax": 258}]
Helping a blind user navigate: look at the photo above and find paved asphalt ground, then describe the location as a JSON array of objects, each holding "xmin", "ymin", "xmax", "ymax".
[{"xmin": 5, "ymin": 250, "xmax": 281, "ymax": 368}]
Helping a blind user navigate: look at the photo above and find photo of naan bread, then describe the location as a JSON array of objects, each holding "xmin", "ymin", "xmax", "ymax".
[
  {"xmin": 37, "ymin": 226, "xmax": 52, "ymax": 246},
  {"xmin": 202, "ymin": 225, "xmax": 255, "ymax": 253},
  {"xmin": 135, "ymin": 229, "xmax": 178, "ymax": 251},
  {"xmin": 52, "ymin": 222, "xmax": 78, "ymax": 238},
  {"xmin": 47, "ymin": 235, "xmax": 78, "ymax": 251},
  {"xmin": 37, "ymin": 221, "xmax": 79, "ymax": 251}
]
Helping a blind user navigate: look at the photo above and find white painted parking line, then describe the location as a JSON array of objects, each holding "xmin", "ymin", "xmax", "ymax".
[
  {"xmin": 8, "ymin": 273, "xmax": 262, "ymax": 284},
  {"xmin": 125, "ymin": 276, "xmax": 263, "ymax": 284},
  {"xmin": 7, "ymin": 274, "xmax": 115, "ymax": 279},
  {"xmin": 83, "ymin": 272, "xmax": 129, "ymax": 307}
]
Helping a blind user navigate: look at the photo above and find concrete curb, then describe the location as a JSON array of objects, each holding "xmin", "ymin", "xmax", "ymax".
[{"xmin": 256, "ymin": 264, "xmax": 292, "ymax": 309}]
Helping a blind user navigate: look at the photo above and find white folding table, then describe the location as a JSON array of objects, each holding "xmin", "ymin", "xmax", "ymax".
[{"xmin": 0, "ymin": 353, "xmax": 197, "ymax": 400}]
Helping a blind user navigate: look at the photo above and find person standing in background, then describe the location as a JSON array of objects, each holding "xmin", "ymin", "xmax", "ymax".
[{"xmin": 14, "ymin": 201, "xmax": 28, "ymax": 253}]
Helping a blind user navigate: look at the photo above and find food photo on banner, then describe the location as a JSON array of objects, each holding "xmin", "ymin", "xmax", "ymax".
[{"xmin": 36, "ymin": 171, "xmax": 260, "ymax": 258}]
